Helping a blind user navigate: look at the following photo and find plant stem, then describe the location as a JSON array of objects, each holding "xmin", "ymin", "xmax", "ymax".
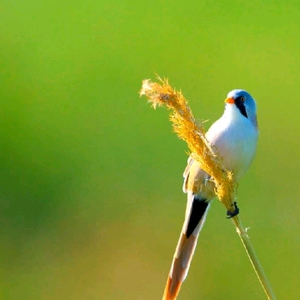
[{"xmin": 232, "ymin": 216, "xmax": 277, "ymax": 300}]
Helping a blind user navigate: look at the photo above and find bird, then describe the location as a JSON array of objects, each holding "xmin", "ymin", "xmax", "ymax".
[{"xmin": 162, "ymin": 89, "xmax": 259, "ymax": 300}]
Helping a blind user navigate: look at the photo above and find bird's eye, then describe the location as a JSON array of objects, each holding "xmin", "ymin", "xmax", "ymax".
[{"xmin": 240, "ymin": 96, "xmax": 245, "ymax": 102}]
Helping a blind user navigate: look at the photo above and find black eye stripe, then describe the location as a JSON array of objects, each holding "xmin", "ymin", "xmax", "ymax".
[{"xmin": 235, "ymin": 97, "xmax": 248, "ymax": 118}]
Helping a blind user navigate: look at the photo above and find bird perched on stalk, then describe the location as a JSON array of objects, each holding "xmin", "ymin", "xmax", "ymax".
[{"xmin": 162, "ymin": 89, "xmax": 258, "ymax": 300}]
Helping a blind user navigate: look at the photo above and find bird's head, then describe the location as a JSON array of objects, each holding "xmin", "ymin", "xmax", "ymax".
[{"xmin": 224, "ymin": 89, "xmax": 258, "ymax": 127}]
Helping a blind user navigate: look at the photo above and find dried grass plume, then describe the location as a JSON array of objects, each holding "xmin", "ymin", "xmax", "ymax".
[{"xmin": 139, "ymin": 77, "xmax": 237, "ymax": 213}]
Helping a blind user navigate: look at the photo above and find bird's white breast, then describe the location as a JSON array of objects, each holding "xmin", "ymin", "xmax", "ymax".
[{"xmin": 205, "ymin": 104, "xmax": 258, "ymax": 180}]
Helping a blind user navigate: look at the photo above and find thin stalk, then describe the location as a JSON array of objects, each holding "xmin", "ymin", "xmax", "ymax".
[{"xmin": 232, "ymin": 215, "xmax": 277, "ymax": 300}]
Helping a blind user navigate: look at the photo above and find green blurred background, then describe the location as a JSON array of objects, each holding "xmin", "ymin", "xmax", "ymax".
[{"xmin": 0, "ymin": 1, "xmax": 299, "ymax": 299}]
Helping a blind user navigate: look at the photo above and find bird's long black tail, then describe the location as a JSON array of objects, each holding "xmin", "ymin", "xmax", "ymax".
[{"xmin": 162, "ymin": 193, "xmax": 210, "ymax": 300}]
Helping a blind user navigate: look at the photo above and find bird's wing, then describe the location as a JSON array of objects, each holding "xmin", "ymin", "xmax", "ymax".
[{"xmin": 182, "ymin": 156, "xmax": 194, "ymax": 193}]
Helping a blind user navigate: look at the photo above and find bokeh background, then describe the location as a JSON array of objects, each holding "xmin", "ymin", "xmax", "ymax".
[{"xmin": 0, "ymin": 1, "xmax": 299, "ymax": 299}]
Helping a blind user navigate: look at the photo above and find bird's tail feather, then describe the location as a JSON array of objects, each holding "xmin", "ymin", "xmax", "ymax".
[{"xmin": 162, "ymin": 193, "xmax": 210, "ymax": 300}]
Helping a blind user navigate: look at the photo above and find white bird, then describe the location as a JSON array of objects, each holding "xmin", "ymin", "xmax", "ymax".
[{"xmin": 162, "ymin": 89, "xmax": 259, "ymax": 300}]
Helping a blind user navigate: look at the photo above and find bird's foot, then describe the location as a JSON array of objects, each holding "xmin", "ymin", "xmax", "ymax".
[{"xmin": 226, "ymin": 201, "xmax": 239, "ymax": 218}]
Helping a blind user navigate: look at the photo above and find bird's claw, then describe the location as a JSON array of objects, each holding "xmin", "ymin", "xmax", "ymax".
[{"xmin": 226, "ymin": 201, "xmax": 239, "ymax": 218}]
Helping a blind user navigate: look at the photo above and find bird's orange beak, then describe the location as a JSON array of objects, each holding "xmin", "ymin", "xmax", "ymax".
[{"xmin": 225, "ymin": 97, "xmax": 234, "ymax": 104}]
